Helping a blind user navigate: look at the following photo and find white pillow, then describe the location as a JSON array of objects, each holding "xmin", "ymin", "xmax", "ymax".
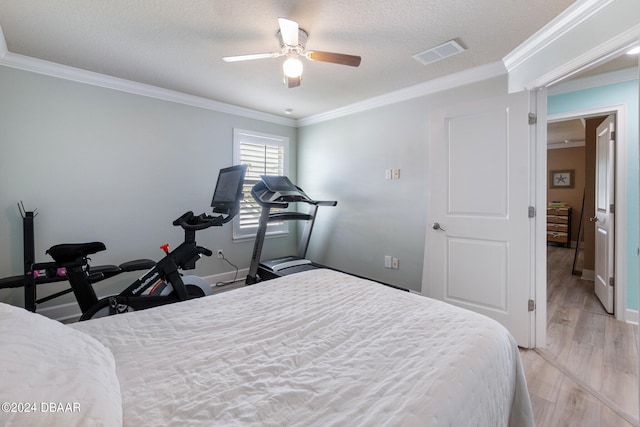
[{"xmin": 0, "ymin": 303, "xmax": 122, "ymax": 427}]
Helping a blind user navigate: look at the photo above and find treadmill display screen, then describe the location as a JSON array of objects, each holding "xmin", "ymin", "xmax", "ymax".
[{"xmin": 261, "ymin": 175, "xmax": 298, "ymax": 193}]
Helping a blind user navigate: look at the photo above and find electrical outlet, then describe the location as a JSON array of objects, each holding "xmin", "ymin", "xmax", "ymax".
[
  {"xmin": 216, "ymin": 249, "xmax": 224, "ymax": 259},
  {"xmin": 392, "ymin": 257, "xmax": 399, "ymax": 269}
]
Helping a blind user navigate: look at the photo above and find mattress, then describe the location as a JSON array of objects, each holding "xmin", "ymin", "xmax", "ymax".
[{"xmin": 68, "ymin": 269, "xmax": 533, "ymax": 427}]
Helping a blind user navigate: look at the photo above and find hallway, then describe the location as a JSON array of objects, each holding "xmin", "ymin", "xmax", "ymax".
[{"xmin": 520, "ymin": 246, "xmax": 639, "ymax": 426}]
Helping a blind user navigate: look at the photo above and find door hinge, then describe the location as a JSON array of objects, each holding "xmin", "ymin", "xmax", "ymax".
[
  {"xmin": 528, "ymin": 299, "xmax": 536, "ymax": 312},
  {"xmin": 528, "ymin": 113, "xmax": 537, "ymax": 125},
  {"xmin": 611, "ymin": 130, "xmax": 616, "ymax": 141},
  {"xmin": 610, "ymin": 203, "xmax": 615, "ymax": 214},
  {"xmin": 609, "ymin": 277, "xmax": 615, "ymax": 287},
  {"xmin": 528, "ymin": 206, "xmax": 535, "ymax": 218}
]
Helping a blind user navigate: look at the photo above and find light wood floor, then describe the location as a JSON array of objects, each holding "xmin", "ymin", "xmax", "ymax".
[{"xmin": 520, "ymin": 246, "xmax": 639, "ymax": 426}]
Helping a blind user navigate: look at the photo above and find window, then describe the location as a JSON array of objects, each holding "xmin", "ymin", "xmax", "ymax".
[{"xmin": 233, "ymin": 129, "xmax": 289, "ymax": 240}]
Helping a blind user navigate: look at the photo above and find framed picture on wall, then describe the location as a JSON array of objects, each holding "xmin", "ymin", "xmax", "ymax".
[{"xmin": 549, "ymin": 169, "xmax": 575, "ymax": 189}]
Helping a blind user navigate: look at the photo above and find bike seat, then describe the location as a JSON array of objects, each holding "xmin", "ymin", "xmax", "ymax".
[{"xmin": 46, "ymin": 242, "xmax": 106, "ymax": 264}]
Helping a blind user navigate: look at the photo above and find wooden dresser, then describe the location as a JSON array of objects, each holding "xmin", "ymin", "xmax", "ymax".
[{"xmin": 547, "ymin": 206, "xmax": 572, "ymax": 247}]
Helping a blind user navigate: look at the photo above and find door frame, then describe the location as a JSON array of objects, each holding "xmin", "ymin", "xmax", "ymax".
[
  {"xmin": 530, "ymin": 57, "xmax": 637, "ymax": 348},
  {"xmin": 546, "ymin": 106, "xmax": 627, "ymax": 322}
]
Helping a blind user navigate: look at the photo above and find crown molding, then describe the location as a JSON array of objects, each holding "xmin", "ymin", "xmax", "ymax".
[
  {"xmin": 0, "ymin": 25, "xmax": 296, "ymax": 127},
  {"xmin": 0, "ymin": 4, "xmax": 635, "ymax": 130},
  {"xmin": 503, "ymin": 0, "xmax": 615, "ymax": 72},
  {"xmin": 0, "ymin": 23, "xmax": 509, "ymax": 129},
  {"xmin": 526, "ymin": 23, "xmax": 640, "ymax": 91},
  {"xmin": 0, "ymin": 32, "xmax": 505, "ymax": 129},
  {"xmin": 548, "ymin": 66, "xmax": 638, "ymax": 96},
  {"xmin": 297, "ymin": 61, "xmax": 507, "ymax": 127}
]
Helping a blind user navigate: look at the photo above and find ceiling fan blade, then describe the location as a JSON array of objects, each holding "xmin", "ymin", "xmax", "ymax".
[
  {"xmin": 222, "ymin": 52, "xmax": 282, "ymax": 62},
  {"xmin": 278, "ymin": 17, "xmax": 299, "ymax": 46},
  {"xmin": 306, "ymin": 51, "xmax": 361, "ymax": 67},
  {"xmin": 285, "ymin": 75, "xmax": 301, "ymax": 88}
]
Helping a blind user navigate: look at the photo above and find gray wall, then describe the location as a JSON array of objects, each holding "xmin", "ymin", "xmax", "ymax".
[
  {"xmin": 297, "ymin": 76, "xmax": 508, "ymax": 292},
  {"xmin": 0, "ymin": 65, "xmax": 298, "ymax": 308}
]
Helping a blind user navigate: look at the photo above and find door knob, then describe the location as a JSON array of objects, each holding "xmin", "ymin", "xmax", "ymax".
[
  {"xmin": 433, "ymin": 222, "xmax": 446, "ymax": 231},
  {"xmin": 589, "ymin": 216, "xmax": 599, "ymax": 222}
]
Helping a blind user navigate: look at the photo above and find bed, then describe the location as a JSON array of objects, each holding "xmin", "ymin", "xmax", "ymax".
[{"xmin": 0, "ymin": 269, "xmax": 534, "ymax": 426}]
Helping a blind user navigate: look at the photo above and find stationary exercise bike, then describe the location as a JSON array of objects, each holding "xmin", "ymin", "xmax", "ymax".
[
  {"xmin": 46, "ymin": 164, "xmax": 246, "ymax": 321},
  {"xmin": 0, "ymin": 202, "xmax": 155, "ymax": 313}
]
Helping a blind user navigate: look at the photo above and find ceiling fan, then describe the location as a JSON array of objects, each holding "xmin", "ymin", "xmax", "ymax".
[{"xmin": 222, "ymin": 18, "xmax": 361, "ymax": 88}]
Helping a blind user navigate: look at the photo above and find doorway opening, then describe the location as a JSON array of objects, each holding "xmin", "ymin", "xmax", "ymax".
[
  {"xmin": 547, "ymin": 112, "xmax": 616, "ymax": 313},
  {"xmin": 547, "ymin": 105, "xmax": 627, "ymax": 322},
  {"xmin": 541, "ymin": 105, "xmax": 635, "ymax": 427}
]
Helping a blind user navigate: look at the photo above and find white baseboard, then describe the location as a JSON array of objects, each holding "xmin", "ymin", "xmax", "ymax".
[
  {"xmin": 581, "ymin": 269, "xmax": 595, "ymax": 281},
  {"xmin": 37, "ymin": 269, "xmax": 249, "ymax": 322},
  {"xmin": 625, "ymin": 309, "xmax": 638, "ymax": 325}
]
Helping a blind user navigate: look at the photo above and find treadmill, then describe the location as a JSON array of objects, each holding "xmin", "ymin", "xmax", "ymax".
[{"xmin": 245, "ymin": 175, "xmax": 337, "ymax": 284}]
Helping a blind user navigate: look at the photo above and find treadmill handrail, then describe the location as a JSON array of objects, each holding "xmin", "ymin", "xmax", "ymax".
[
  {"xmin": 246, "ymin": 177, "xmax": 337, "ymax": 285},
  {"xmin": 251, "ymin": 181, "xmax": 337, "ymax": 208},
  {"xmin": 268, "ymin": 212, "xmax": 313, "ymax": 222}
]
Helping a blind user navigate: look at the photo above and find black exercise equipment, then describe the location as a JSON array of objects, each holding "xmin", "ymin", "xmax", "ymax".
[
  {"xmin": 246, "ymin": 175, "xmax": 336, "ymax": 284},
  {"xmin": 0, "ymin": 202, "xmax": 155, "ymax": 312},
  {"xmin": 74, "ymin": 163, "xmax": 247, "ymax": 320},
  {"xmin": 1, "ymin": 164, "xmax": 247, "ymax": 320}
]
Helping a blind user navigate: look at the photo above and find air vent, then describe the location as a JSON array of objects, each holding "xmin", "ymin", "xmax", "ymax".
[{"xmin": 413, "ymin": 39, "xmax": 466, "ymax": 65}]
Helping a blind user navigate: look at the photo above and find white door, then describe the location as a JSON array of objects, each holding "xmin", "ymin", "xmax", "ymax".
[
  {"xmin": 423, "ymin": 92, "xmax": 533, "ymax": 347},
  {"xmin": 593, "ymin": 115, "xmax": 615, "ymax": 314}
]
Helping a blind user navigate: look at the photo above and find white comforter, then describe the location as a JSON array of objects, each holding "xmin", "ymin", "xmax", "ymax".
[{"xmin": 71, "ymin": 269, "xmax": 533, "ymax": 427}]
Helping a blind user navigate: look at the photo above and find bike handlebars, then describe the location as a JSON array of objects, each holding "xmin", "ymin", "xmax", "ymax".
[{"xmin": 172, "ymin": 211, "xmax": 226, "ymax": 231}]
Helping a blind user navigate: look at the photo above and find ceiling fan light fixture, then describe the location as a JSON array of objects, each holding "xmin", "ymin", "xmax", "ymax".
[
  {"xmin": 223, "ymin": 18, "xmax": 359, "ymax": 87},
  {"xmin": 283, "ymin": 57, "xmax": 303, "ymax": 78}
]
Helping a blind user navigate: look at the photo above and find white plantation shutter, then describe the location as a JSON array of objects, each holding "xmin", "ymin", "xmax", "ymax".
[{"xmin": 233, "ymin": 129, "xmax": 289, "ymax": 239}]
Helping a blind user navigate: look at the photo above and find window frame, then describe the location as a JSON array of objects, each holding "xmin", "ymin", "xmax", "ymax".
[{"xmin": 232, "ymin": 128, "xmax": 290, "ymax": 241}]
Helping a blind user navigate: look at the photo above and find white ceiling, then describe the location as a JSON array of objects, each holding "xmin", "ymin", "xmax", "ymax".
[
  {"xmin": 0, "ymin": 0, "xmax": 579, "ymax": 120},
  {"xmin": 547, "ymin": 119, "xmax": 586, "ymax": 147}
]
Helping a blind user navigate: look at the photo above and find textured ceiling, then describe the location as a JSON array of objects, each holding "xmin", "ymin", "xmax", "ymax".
[{"xmin": 0, "ymin": 0, "xmax": 578, "ymax": 119}]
